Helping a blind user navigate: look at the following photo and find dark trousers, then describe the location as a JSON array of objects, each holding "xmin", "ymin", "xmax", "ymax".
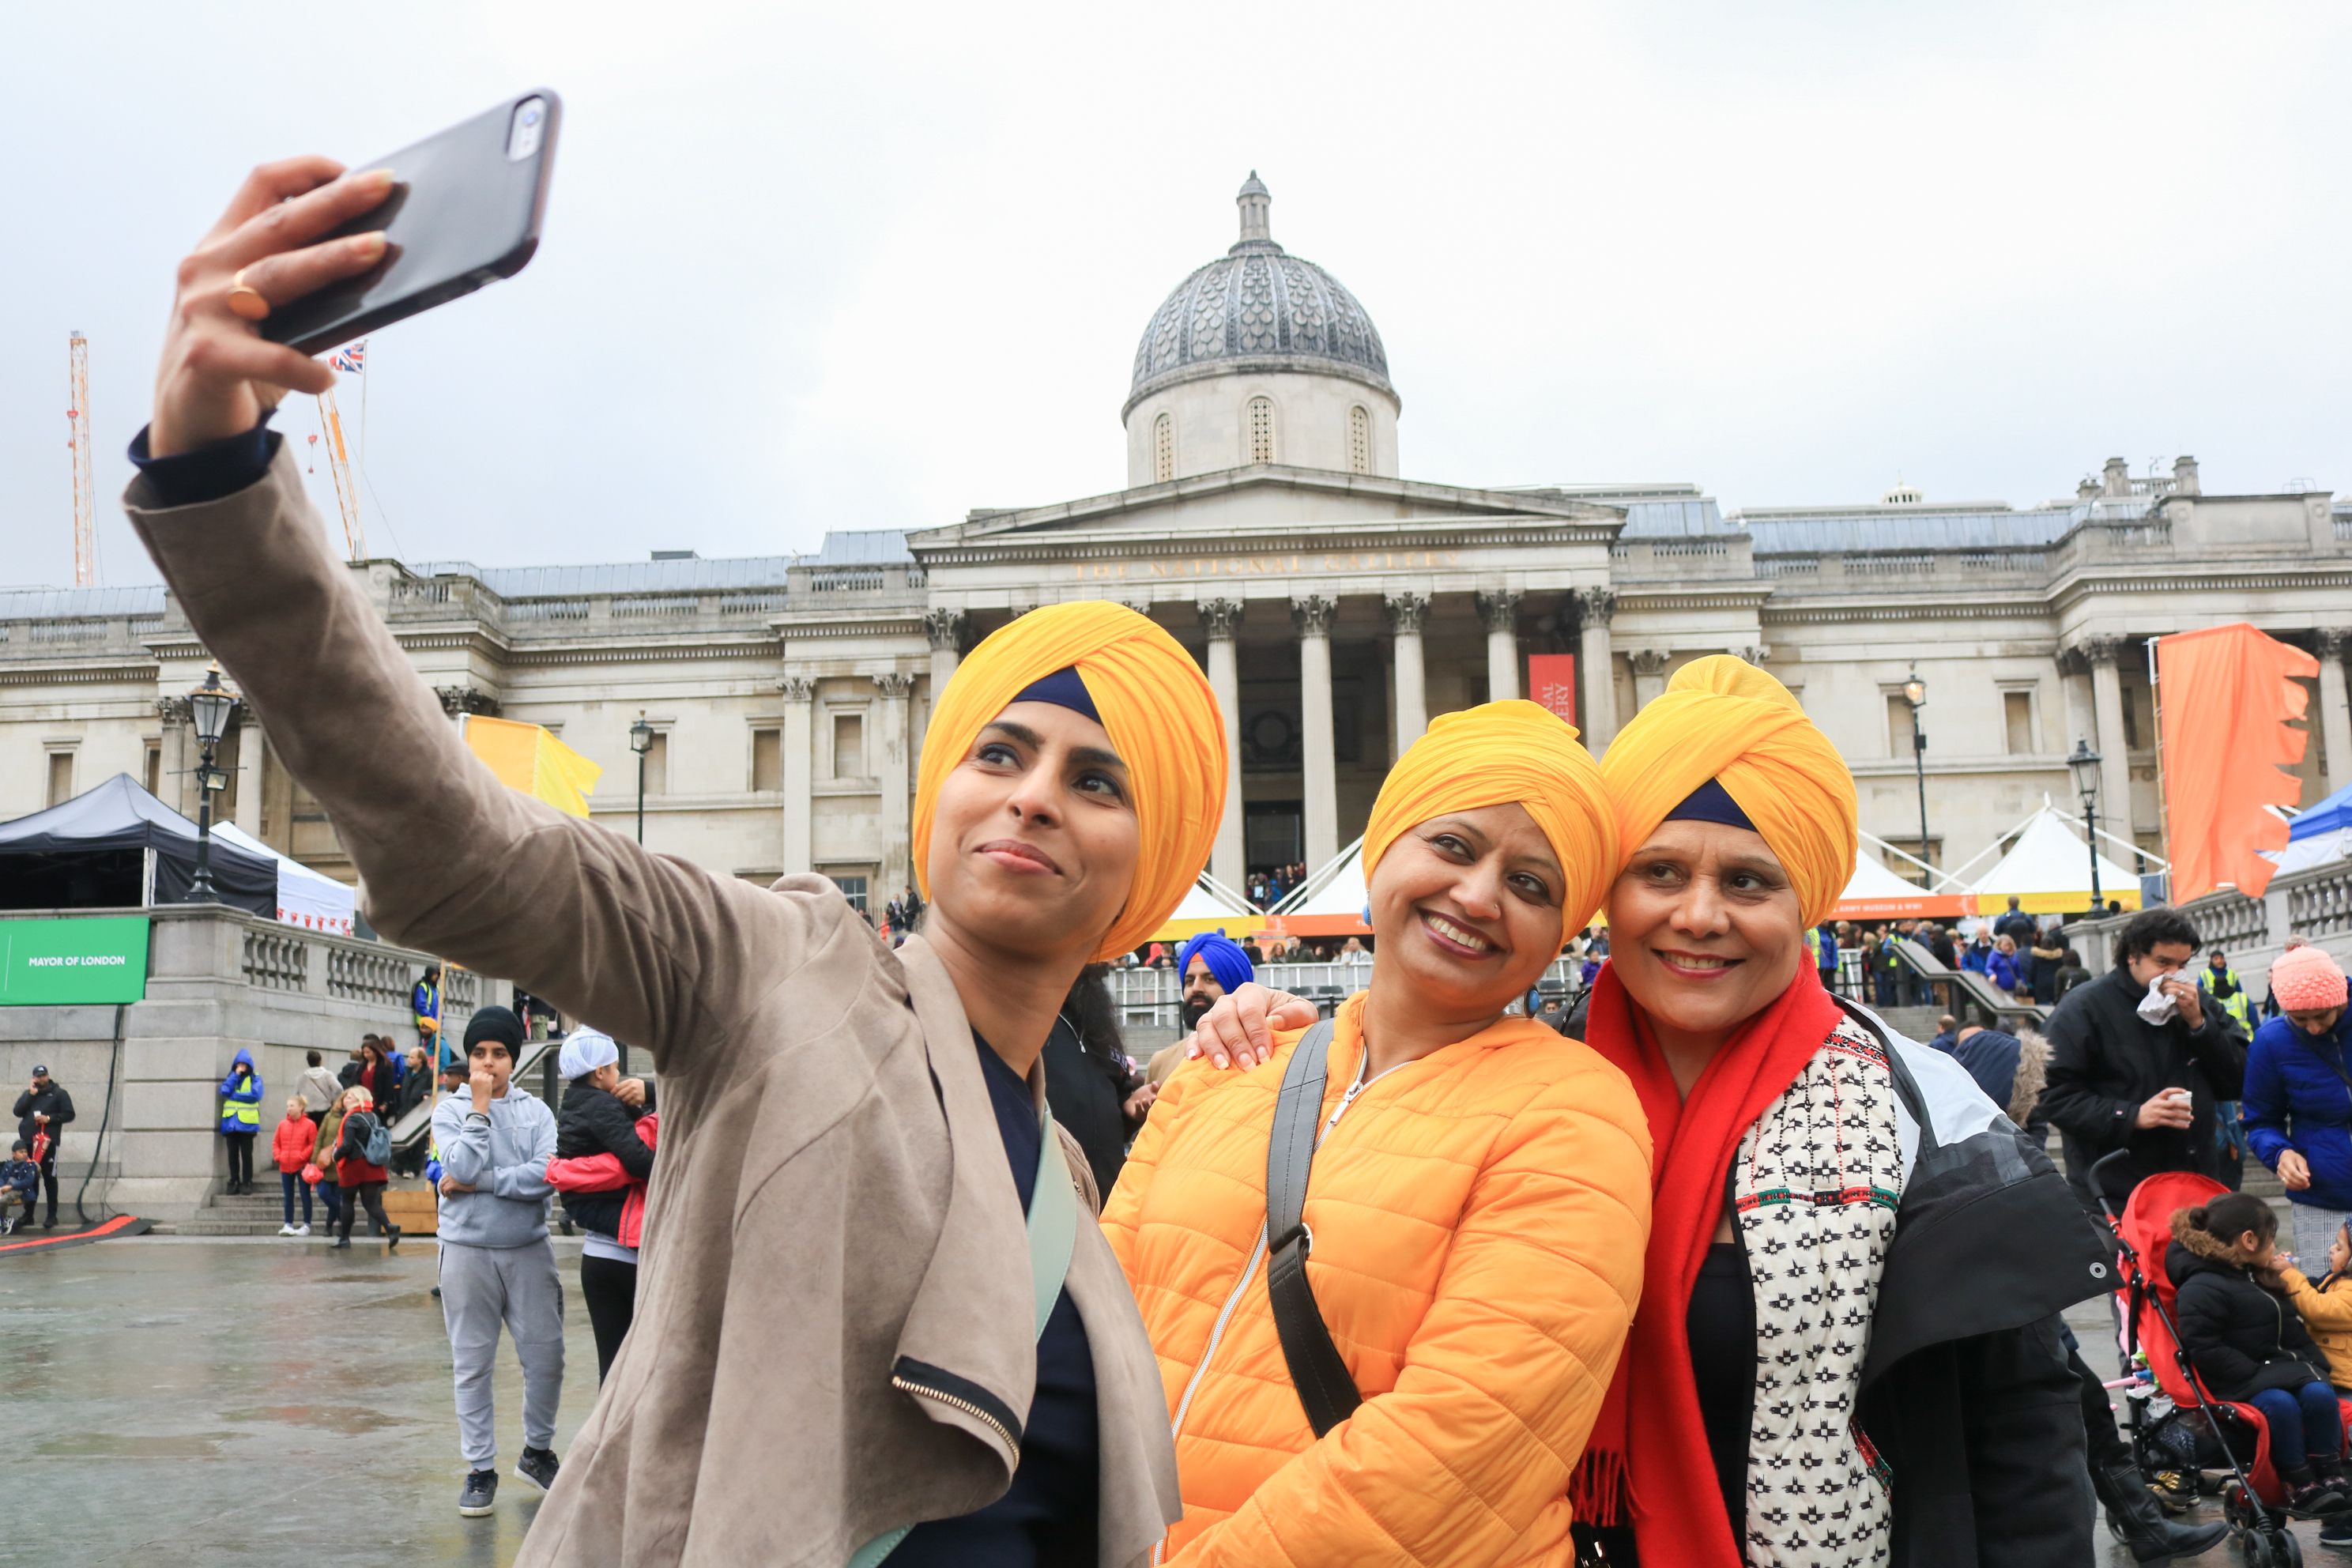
[
  {"xmin": 279, "ymin": 1170, "xmax": 313, "ymax": 1227},
  {"xmin": 579, "ymin": 1252, "xmax": 639, "ymax": 1382},
  {"xmin": 2251, "ymin": 1382, "xmax": 2343, "ymax": 1472},
  {"xmin": 223, "ymin": 1132, "xmax": 255, "ymax": 1189},
  {"xmin": 33, "ymin": 1151, "xmax": 58, "ymax": 1223},
  {"xmin": 338, "ymin": 1180, "xmax": 390, "ymax": 1242},
  {"xmin": 2070, "ymin": 1348, "xmax": 2132, "ymax": 1469},
  {"xmin": 318, "ymin": 1179, "xmax": 343, "ymax": 1229}
]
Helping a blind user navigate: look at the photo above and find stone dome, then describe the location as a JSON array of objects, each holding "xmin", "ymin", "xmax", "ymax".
[{"xmin": 1125, "ymin": 173, "xmax": 1393, "ymax": 416}]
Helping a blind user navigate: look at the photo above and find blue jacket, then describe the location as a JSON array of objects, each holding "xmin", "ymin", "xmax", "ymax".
[
  {"xmin": 1817, "ymin": 926, "xmax": 1839, "ymax": 969},
  {"xmin": 1988, "ymin": 952, "xmax": 2019, "ymax": 993},
  {"xmin": 217, "ymin": 1048, "xmax": 263, "ymax": 1135},
  {"xmin": 2245, "ymin": 1012, "xmax": 2352, "ymax": 1212},
  {"xmin": 1962, "ymin": 942, "xmax": 1992, "ymax": 975},
  {"xmin": 0, "ymin": 1157, "xmax": 36, "ymax": 1203}
]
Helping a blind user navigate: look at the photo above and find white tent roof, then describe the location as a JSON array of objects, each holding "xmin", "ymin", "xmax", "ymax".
[
  {"xmin": 1273, "ymin": 839, "xmax": 1367, "ymax": 919},
  {"xmin": 1163, "ymin": 876, "xmax": 1251, "ymax": 924},
  {"xmin": 215, "ymin": 822, "xmax": 357, "ymax": 936},
  {"xmin": 1968, "ymin": 806, "xmax": 2141, "ymax": 911},
  {"xmin": 1844, "ymin": 854, "xmax": 1931, "ymax": 900},
  {"xmin": 2267, "ymin": 828, "xmax": 2352, "ymax": 876}
]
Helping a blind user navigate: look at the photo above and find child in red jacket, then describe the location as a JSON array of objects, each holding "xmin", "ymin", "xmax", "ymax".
[{"xmin": 271, "ymin": 1096, "xmax": 317, "ymax": 1237}]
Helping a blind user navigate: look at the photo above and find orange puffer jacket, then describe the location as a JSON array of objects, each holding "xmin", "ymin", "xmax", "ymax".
[{"xmin": 1102, "ymin": 991, "xmax": 1651, "ymax": 1566}]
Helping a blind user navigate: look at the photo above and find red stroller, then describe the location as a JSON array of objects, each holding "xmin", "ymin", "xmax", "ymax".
[{"xmin": 2102, "ymin": 1156, "xmax": 2350, "ymax": 1566}]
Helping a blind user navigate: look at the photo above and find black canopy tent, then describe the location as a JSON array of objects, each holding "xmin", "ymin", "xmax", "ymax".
[{"xmin": 0, "ymin": 772, "xmax": 274, "ymax": 915}]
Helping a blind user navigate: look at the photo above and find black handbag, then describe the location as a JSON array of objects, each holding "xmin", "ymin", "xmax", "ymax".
[{"xmin": 1264, "ymin": 1019, "xmax": 1363, "ymax": 1436}]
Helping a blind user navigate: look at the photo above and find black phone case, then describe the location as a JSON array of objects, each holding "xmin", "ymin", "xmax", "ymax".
[{"xmin": 263, "ymin": 89, "xmax": 560, "ymax": 356}]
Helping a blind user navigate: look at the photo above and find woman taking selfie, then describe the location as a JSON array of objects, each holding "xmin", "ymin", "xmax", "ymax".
[
  {"xmin": 125, "ymin": 157, "xmax": 1224, "ymax": 1564},
  {"xmin": 1105, "ymin": 702, "xmax": 1651, "ymax": 1566},
  {"xmin": 1196, "ymin": 661, "xmax": 2109, "ymax": 1566}
]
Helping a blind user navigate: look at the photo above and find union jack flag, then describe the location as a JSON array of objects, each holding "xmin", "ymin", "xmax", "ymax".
[{"xmin": 330, "ymin": 340, "xmax": 368, "ymax": 375}]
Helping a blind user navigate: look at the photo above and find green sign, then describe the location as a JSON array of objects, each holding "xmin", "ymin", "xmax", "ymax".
[{"xmin": 0, "ymin": 916, "xmax": 150, "ymax": 1005}]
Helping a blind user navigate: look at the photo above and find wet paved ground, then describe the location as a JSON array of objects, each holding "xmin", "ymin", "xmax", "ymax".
[
  {"xmin": 6, "ymin": 1234, "xmax": 601, "ymax": 1566},
  {"xmin": 0, "ymin": 1234, "xmax": 2333, "ymax": 1564}
]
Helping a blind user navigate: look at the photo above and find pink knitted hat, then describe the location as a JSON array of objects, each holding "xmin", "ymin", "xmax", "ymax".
[{"xmin": 2271, "ymin": 944, "xmax": 2349, "ymax": 1012}]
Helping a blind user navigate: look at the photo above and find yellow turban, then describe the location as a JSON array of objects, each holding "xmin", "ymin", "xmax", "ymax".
[
  {"xmin": 1361, "ymin": 700, "xmax": 1618, "ymax": 932},
  {"xmin": 912, "ymin": 601, "xmax": 1227, "ymax": 960},
  {"xmin": 1599, "ymin": 655, "xmax": 1857, "ymax": 928}
]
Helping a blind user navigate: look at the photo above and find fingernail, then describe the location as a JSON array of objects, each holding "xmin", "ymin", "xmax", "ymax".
[
  {"xmin": 1212, "ymin": 1055, "xmax": 1228, "ymax": 1069},
  {"xmin": 359, "ymin": 168, "xmax": 396, "ymax": 188},
  {"xmin": 352, "ymin": 232, "xmax": 387, "ymax": 258}
]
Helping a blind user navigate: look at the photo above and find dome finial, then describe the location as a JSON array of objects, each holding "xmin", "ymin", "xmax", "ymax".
[{"xmin": 1236, "ymin": 171, "xmax": 1272, "ymax": 247}]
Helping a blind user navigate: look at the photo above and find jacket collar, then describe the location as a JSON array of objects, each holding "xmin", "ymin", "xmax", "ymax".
[{"xmin": 885, "ymin": 933, "xmax": 1046, "ymax": 1472}]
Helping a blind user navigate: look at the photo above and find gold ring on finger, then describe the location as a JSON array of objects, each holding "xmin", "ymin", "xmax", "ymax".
[{"xmin": 225, "ymin": 267, "xmax": 271, "ymax": 322}]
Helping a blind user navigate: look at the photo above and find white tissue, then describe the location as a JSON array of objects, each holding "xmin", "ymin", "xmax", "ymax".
[{"xmin": 2136, "ymin": 974, "xmax": 2178, "ymax": 1026}]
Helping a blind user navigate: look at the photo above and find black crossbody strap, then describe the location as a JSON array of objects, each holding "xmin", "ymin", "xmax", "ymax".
[{"xmin": 1265, "ymin": 1019, "xmax": 1363, "ymax": 1437}]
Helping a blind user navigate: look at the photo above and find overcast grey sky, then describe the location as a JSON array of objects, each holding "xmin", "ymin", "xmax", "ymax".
[{"xmin": 4, "ymin": 1, "xmax": 2346, "ymax": 588}]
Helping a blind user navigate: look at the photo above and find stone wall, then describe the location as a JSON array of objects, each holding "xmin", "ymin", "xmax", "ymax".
[{"xmin": 0, "ymin": 905, "xmax": 507, "ymax": 1222}]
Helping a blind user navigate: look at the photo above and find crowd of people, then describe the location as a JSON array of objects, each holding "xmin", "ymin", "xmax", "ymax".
[
  {"xmin": 125, "ymin": 159, "xmax": 2348, "ymax": 1564},
  {"xmin": 1242, "ymin": 861, "xmax": 1309, "ymax": 910}
]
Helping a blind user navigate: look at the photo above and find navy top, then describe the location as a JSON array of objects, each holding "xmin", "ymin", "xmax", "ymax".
[
  {"xmin": 128, "ymin": 420, "xmax": 278, "ymax": 506},
  {"xmin": 1687, "ymin": 1239, "xmax": 1755, "ymax": 1545},
  {"xmin": 893, "ymin": 1033, "xmax": 1099, "ymax": 1567}
]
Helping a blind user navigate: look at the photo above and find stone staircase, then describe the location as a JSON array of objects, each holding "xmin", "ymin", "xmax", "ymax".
[{"xmin": 154, "ymin": 1182, "xmax": 423, "ymax": 1237}]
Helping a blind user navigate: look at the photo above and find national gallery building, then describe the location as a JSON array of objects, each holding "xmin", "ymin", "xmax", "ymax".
[{"xmin": 6, "ymin": 175, "xmax": 2350, "ymax": 914}]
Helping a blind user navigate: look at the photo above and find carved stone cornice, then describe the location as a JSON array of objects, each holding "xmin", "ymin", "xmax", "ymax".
[
  {"xmin": 2316, "ymin": 628, "xmax": 2352, "ymax": 664},
  {"xmin": 2075, "ymin": 634, "xmax": 2127, "ymax": 668},
  {"xmin": 873, "ymin": 673, "xmax": 918, "ymax": 699},
  {"xmin": 1574, "ymin": 586, "xmax": 1616, "ymax": 628},
  {"xmin": 156, "ymin": 695, "xmax": 190, "ymax": 724},
  {"xmin": 1382, "ymin": 592, "xmax": 1430, "ymax": 634},
  {"xmin": 1476, "ymin": 590, "xmax": 1523, "ymax": 634},
  {"xmin": 1289, "ymin": 594, "xmax": 1338, "ymax": 637},
  {"xmin": 1737, "ymin": 643, "xmax": 1772, "ymax": 665},
  {"xmin": 1630, "ymin": 649, "xmax": 1672, "ymax": 677},
  {"xmin": 1197, "ymin": 597, "xmax": 1245, "ymax": 639},
  {"xmin": 922, "ymin": 608, "xmax": 967, "ymax": 653},
  {"xmin": 778, "ymin": 677, "xmax": 816, "ymax": 702},
  {"xmin": 434, "ymin": 684, "xmax": 501, "ymax": 717}
]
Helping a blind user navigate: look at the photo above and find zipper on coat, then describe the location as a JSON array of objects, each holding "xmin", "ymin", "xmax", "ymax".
[{"xmin": 890, "ymin": 1356, "xmax": 1022, "ymax": 1457}]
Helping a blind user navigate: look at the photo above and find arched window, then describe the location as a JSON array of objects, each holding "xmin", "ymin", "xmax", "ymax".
[
  {"xmin": 1246, "ymin": 397, "xmax": 1275, "ymax": 464},
  {"xmin": 1153, "ymin": 412, "xmax": 1174, "ymax": 482},
  {"xmin": 1348, "ymin": 405, "xmax": 1370, "ymax": 473}
]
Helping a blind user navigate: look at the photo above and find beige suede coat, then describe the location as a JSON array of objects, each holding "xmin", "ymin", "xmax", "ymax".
[{"xmin": 126, "ymin": 448, "xmax": 1181, "ymax": 1566}]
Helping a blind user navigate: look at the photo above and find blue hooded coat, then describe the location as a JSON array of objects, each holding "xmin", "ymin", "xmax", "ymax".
[
  {"xmin": 2245, "ymin": 1011, "xmax": 2352, "ymax": 1212},
  {"xmin": 217, "ymin": 1047, "xmax": 263, "ymax": 1136}
]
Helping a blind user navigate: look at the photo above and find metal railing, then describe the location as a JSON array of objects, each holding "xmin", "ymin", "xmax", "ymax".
[{"xmin": 1103, "ymin": 955, "xmax": 1584, "ymax": 1037}]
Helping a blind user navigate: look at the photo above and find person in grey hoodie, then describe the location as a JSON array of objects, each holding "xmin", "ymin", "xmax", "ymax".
[{"xmin": 431, "ymin": 1005, "xmax": 563, "ymax": 1520}]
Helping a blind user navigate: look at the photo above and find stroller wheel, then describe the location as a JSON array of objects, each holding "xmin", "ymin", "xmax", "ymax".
[
  {"xmin": 2240, "ymin": 1530, "xmax": 2278, "ymax": 1567},
  {"xmin": 2272, "ymin": 1528, "xmax": 2305, "ymax": 1566}
]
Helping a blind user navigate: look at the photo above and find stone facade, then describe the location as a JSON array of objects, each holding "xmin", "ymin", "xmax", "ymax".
[{"xmin": 5, "ymin": 180, "xmax": 2350, "ymax": 905}]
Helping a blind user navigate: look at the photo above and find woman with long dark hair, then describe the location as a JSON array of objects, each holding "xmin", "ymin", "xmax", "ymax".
[{"xmin": 1042, "ymin": 963, "xmax": 1149, "ymax": 1196}]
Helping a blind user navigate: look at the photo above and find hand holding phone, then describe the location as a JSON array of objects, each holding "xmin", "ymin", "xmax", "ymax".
[{"xmin": 149, "ymin": 92, "xmax": 559, "ymax": 458}]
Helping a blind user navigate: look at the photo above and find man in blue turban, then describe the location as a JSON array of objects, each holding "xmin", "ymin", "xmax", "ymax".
[{"xmin": 1147, "ymin": 929, "xmax": 1258, "ymax": 1089}]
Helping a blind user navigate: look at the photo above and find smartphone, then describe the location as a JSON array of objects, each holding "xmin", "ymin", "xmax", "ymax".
[{"xmin": 262, "ymin": 89, "xmax": 560, "ymax": 356}]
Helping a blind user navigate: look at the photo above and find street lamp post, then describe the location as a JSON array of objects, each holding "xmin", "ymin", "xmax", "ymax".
[
  {"xmin": 628, "ymin": 713, "xmax": 655, "ymax": 844},
  {"xmin": 187, "ymin": 665, "xmax": 240, "ymax": 902},
  {"xmin": 2067, "ymin": 737, "xmax": 2104, "ymax": 911},
  {"xmin": 1902, "ymin": 668, "xmax": 1930, "ymax": 884}
]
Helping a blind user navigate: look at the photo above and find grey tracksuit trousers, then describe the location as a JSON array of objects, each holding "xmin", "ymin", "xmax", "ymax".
[{"xmin": 439, "ymin": 1236, "xmax": 564, "ymax": 1467}]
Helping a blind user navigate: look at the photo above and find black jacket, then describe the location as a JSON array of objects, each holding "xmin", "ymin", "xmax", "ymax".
[
  {"xmin": 2168, "ymin": 1217, "xmax": 2331, "ymax": 1401},
  {"xmin": 556, "ymin": 1079, "xmax": 656, "ymax": 1240},
  {"xmin": 2039, "ymin": 964, "xmax": 2248, "ymax": 1211},
  {"xmin": 1563, "ymin": 997, "xmax": 2103, "ymax": 1568},
  {"xmin": 13, "ymin": 1083, "xmax": 74, "ymax": 1152},
  {"xmin": 1042, "ymin": 1028, "xmax": 1141, "ymax": 1198}
]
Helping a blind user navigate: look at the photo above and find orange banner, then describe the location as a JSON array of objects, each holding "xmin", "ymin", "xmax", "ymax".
[
  {"xmin": 1528, "ymin": 653, "xmax": 1577, "ymax": 725},
  {"xmin": 2156, "ymin": 623, "xmax": 2316, "ymax": 901}
]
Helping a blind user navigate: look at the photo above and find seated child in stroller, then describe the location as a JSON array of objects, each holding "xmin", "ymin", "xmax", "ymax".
[{"xmin": 2172, "ymin": 1193, "xmax": 2351, "ymax": 1513}]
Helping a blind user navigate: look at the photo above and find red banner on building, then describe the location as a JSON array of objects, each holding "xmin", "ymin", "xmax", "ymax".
[{"xmin": 1527, "ymin": 653, "xmax": 1577, "ymax": 725}]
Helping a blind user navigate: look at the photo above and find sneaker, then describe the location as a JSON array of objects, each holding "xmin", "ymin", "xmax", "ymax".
[
  {"xmin": 458, "ymin": 1468, "xmax": 498, "ymax": 1517},
  {"xmin": 277, "ymin": 1223, "xmax": 297, "ymax": 1236},
  {"xmin": 386, "ymin": 1224, "xmax": 402, "ymax": 1252},
  {"xmin": 515, "ymin": 1446, "xmax": 560, "ymax": 1494},
  {"xmin": 330, "ymin": 1236, "xmax": 351, "ymax": 1250},
  {"xmin": 293, "ymin": 1223, "xmax": 310, "ymax": 1237},
  {"xmin": 2150, "ymin": 1468, "xmax": 2198, "ymax": 1513}
]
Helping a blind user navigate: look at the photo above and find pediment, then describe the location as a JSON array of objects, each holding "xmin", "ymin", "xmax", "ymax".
[{"xmin": 910, "ymin": 465, "xmax": 1623, "ymax": 562}]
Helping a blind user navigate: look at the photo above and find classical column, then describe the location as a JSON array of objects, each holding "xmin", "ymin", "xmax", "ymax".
[
  {"xmin": 1294, "ymin": 594, "xmax": 1340, "ymax": 873},
  {"xmin": 2081, "ymin": 635, "xmax": 2135, "ymax": 833},
  {"xmin": 232, "ymin": 716, "xmax": 263, "ymax": 835},
  {"xmin": 2316, "ymin": 630, "xmax": 2352, "ymax": 796},
  {"xmin": 1575, "ymin": 587, "xmax": 1617, "ymax": 752},
  {"xmin": 1630, "ymin": 649, "xmax": 1672, "ymax": 711},
  {"xmin": 155, "ymin": 697, "xmax": 191, "ymax": 816},
  {"xmin": 1478, "ymin": 590, "xmax": 1522, "ymax": 703},
  {"xmin": 1198, "ymin": 600, "xmax": 1246, "ymax": 890},
  {"xmin": 924, "ymin": 608, "xmax": 967, "ymax": 696},
  {"xmin": 875, "ymin": 673, "xmax": 917, "ymax": 899},
  {"xmin": 1385, "ymin": 592, "xmax": 1430, "ymax": 755},
  {"xmin": 780, "ymin": 677, "xmax": 815, "ymax": 874}
]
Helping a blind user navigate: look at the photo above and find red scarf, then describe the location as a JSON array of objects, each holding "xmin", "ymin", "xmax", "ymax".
[{"xmin": 1568, "ymin": 959, "xmax": 1842, "ymax": 1566}]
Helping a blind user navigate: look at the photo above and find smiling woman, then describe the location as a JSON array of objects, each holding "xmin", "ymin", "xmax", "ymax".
[{"xmin": 1102, "ymin": 701, "xmax": 1652, "ymax": 1567}]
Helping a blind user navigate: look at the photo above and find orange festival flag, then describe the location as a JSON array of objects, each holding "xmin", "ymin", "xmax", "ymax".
[{"xmin": 2156, "ymin": 623, "xmax": 2317, "ymax": 902}]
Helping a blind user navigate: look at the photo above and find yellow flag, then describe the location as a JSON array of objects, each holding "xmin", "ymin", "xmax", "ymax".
[{"xmin": 458, "ymin": 714, "xmax": 603, "ymax": 818}]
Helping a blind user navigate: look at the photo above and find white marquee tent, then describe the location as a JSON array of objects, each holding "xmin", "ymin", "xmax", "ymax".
[
  {"xmin": 214, "ymin": 822, "xmax": 357, "ymax": 936},
  {"xmin": 1966, "ymin": 805, "xmax": 2143, "ymax": 914}
]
